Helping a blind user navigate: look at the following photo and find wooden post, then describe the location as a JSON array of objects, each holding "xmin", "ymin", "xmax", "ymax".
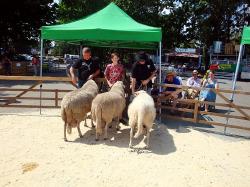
[
  {"xmin": 55, "ymin": 89, "xmax": 58, "ymax": 107},
  {"xmin": 193, "ymin": 100, "xmax": 199, "ymax": 123}
]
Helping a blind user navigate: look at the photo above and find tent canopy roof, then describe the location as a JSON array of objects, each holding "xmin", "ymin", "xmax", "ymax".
[
  {"xmin": 41, "ymin": 3, "xmax": 162, "ymax": 49},
  {"xmin": 241, "ymin": 26, "xmax": 250, "ymax": 45}
]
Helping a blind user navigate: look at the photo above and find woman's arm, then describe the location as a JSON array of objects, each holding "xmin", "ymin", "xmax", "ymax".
[
  {"xmin": 131, "ymin": 78, "xmax": 136, "ymax": 95},
  {"xmin": 120, "ymin": 65, "xmax": 125, "ymax": 81},
  {"xmin": 202, "ymin": 79, "xmax": 207, "ymax": 87},
  {"xmin": 105, "ymin": 76, "xmax": 113, "ymax": 87},
  {"xmin": 215, "ymin": 80, "xmax": 219, "ymax": 89}
]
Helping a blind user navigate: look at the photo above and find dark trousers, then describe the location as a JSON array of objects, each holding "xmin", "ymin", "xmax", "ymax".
[{"xmin": 78, "ymin": 79, "xmax": 86, "ymax": 88}]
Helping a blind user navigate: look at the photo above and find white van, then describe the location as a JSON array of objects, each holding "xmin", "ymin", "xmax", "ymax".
[{"xmin": 64, "ymin": 54, "xmax": 80, "ymax": 64}]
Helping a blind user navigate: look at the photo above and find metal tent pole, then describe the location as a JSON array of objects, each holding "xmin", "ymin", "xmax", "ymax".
[
  {"xmin": 39, "ymin": 39, "xmax": 43, "ymax": 115},
  {"xmin": 224, "ymin": 44, "xmax": 244, "ymax": 133},
  {"xmin": 159, "ymin": 42, "xmax": 162, "ymax": 123},
  {"xmin": 159, "ymin": 42, "xmax": 162, "ymax": 86},
  {"xmin": 80, "ymin": 42, "xmax": 83, "ymax": 57}
]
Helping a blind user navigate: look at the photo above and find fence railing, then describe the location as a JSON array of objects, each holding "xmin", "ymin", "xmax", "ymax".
[
  {"xmin": 156, "ymin": 83, "xmax": 250, "ymax": 131},
  {"xmin": 1, "ymin": 75, "xmax": 250, "ymax": 132}
]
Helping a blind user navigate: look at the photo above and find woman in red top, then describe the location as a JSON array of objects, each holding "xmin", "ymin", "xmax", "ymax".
[
  {"xmin": 32, "ymin": 54, "xmax": 39, "ymax": 76},
  {"xmin": 104, "ymin": 53, "xmax": 124, "ymax": 88}
]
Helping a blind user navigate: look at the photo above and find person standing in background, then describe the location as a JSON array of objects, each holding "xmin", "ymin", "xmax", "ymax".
[
  {"xmin": 2, "ymin": 54, "xmax": 12, "ymax": 75},
  {"xmin": 32, "ymin": 54, "xmax": 39, "ymax": 76}
]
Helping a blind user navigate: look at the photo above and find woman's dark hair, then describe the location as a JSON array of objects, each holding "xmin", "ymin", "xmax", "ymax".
[{"xmin": 111, "ymin": 52, "xmax": 119, "ymax": 59}]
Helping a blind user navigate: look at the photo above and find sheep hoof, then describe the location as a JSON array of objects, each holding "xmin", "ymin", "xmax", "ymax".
[
  {"xmin": 79, "ymin": 135, "xmax": 83, "ymax": 138},
  {"xmin": 84, "ymin": 124, "xmax": 88, "ymax": 127},
  {"xmin": 129, "ymin": 144, "xmax": 133, "ymax": 148},
  {"xmin": 144, "ymin": 146, "xmax": 149, "ymax": 149},
  {"xmin": 104, "ymin": 137, "xmax": 108, "ymax": 140},
  {"xmin": 91, "ymin": 125, "xmax": 95, "ymax": 128},
  {"xmin": 95, "ymin": 138, "xmax": 99, "ymax": 141},
  {"xmin": 64, "ymin": 138, "xmax": 68, "ymax": 142}
]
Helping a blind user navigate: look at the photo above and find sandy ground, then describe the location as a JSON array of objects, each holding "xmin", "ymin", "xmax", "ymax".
[{"xmin": 0, "ymin": 110, "xmax": 250, "ymax": 187}]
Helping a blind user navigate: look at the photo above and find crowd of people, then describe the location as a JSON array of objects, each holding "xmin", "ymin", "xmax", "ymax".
[
  {"xmin": 69, "ymin": 47, "xmax": 219, "ymax": 113},
  {"xmin": 160, "ymin": 68, "xmax": 218, "ymax": 112}
]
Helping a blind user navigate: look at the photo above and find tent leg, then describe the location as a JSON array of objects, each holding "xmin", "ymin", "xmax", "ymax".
[
  {"xmin": 39, "ymin": 39, "xmax": 43, "ymax": 115},
  {"xmin": 80, "ymin": 43, "xmax": 83, "ymax": 57},
  {"xmin": 159, "ymin": 42, "xmax": 162, "ymax": 123},
  {"xmin": 159, "ymin": 42, "xmax": 162, "ymax": 86},
  {"xmin": 224, "ymin": 44, "xmax": 243, "ymax": 133}
]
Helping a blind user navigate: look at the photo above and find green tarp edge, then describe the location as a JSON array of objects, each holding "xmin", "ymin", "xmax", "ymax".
[{"xmin": 241, "ymin": 26, "xmax": 250, "ymax": 45}]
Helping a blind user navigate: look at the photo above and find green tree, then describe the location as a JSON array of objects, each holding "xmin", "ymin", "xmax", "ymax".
[
  {"xmin": 57, "ymin": 0, "xmax": 250, "ymax": 51},
  {"xmin": 0, "ymin": 0, "xmax": 57, "ymax": 53}
]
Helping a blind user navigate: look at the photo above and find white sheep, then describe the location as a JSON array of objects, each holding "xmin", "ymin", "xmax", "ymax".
[
  {"xmin": 91, "ymin": 81, "xmax": 126, "ymax": 141},
  {"xmin": 61, "ymin": 80, "xmax": 99, "ymax": 141},
  {"xmin": 128, "ymin": 90, "xmax": 156, "ymax": 149}
]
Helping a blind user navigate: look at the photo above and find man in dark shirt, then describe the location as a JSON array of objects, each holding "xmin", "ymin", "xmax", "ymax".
[
  {"xmin": 131, "ymin": 53, "xmax": 156, "ymax": 95},
  {"xmin": 70, "ymin": 47, "xmax": 100, "ymax": 88}
]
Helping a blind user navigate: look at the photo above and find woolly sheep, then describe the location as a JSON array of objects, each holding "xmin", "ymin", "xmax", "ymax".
[
  {"xmin": 91, "ymin": 81, "xmax": 126, "ymax": 141},
  {"xmin": 61, "ymin": 80, "xmax": 99, "ymax": 141},
  {"xmin": 128, "ymin": 90, "xmax": 156, "ymax": 149}
]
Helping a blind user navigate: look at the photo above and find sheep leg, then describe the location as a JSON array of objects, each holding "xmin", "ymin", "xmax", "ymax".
[
  {"xmin": 116, "ymin": 117, "xmax": 120, "ymax": 131},
  {"xmin": 95, "ymin": 118, "xmax": 102, "ymax": 141},
  {"xmin": 77, "ymin": 123, "xmax": 83, "ymax": 138},
  {"xmin": 64, "ymin": 122, "xmax": 68, "ymax": 142},
  {"xmin": 95, "ymin": 131, "xmax": 100, "ymax": 141},
  {"xmin": 84, "ymin": 119, "xmax": 87, "ymax": 127},
  {"xmin": 145, "ymin": 128, "xmax": 150, "ymax": 149},
  {"xmin": 91, "ymin": 117, "xmax": 95, "ymax": 128},
  {"xmin": 129, "ymin": 127, "xmax": 134, "ymax": 148},
  {"xmin": 104, "ymin": 122, "xmax": 108, "ymax": 140}
]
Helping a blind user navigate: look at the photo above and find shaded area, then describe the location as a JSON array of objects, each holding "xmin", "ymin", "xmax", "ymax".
[{"xmin": 68, "ymin": 122, "xmax": 176, "ymax": 155}]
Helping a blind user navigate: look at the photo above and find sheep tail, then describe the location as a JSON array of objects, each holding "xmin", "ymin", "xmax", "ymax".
[
  {"xmin": 61, "ymin": 107, "xmax": 72, "ymax": 134},
  {"xmin": 91, "ymin": 106, "xmax": 96, "ymax": 123},
  {"xmin": 67, "ymin": 126, "xmax": 72, "ymax": 134},
  {"xmin": 134, "ymin": 112, "xmax": 144, "ymax": 138},
  {"xmin": 92, "ymin": 104, "xmax": 103, "ymax": 134}
]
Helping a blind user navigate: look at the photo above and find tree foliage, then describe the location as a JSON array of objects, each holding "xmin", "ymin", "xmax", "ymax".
[
  {"xmin": 0, "ymin": 0, "xmax": 57, "ymax": 53},
  {"xmin": 57, "ymin": 0, "xmax": 250, "ymax": 50},
  {"xmin": 1, "ymin": 0, "xmax": 250, "ymax": 54}
]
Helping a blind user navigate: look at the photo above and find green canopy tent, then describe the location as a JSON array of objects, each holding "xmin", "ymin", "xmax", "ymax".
[
  {"xmin": 232, "ymin": 27, "xmax": 250, "ymax": 95},
  {"xmin": 40, "ymin": 2, "xmax": 162, "ymax": 81},
  {"xmin": 224, "ymin": 26, "xmax": 250, "ymax": 133}
]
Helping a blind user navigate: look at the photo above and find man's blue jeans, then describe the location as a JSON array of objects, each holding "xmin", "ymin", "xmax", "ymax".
[{"xmin": 78, "ymin": 79, "xmax": 86, "ymax": 88}]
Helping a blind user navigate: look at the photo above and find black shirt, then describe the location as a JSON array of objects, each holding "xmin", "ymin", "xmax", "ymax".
[
  {"xmin": 131, "ymin": 59, "xmax": 156, "ymax": 88},
  {"xmin": 72, "ymin": 58, "xmax": 100, "ymax": 81}
]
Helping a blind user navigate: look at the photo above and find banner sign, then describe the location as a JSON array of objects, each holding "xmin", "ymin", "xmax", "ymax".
[{"xmin": 175, "ymin": 48, "xmax": 196, "ymax": 53}]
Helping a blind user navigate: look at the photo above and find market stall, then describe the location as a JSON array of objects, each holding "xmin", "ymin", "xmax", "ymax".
[{"xmin": 166, "ymin": 48, "xmax": 202, "ymax": 71}]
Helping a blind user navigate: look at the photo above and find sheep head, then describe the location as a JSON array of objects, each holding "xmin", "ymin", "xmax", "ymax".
[{"xmin": 110, "ymin": 81, "xmax": 125, "ymax": 97}]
